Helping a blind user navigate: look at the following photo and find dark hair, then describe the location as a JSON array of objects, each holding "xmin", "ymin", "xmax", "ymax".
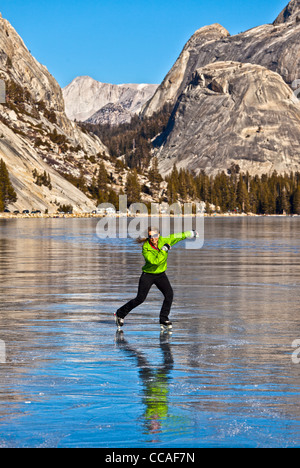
[{"xmin": 136, "ymin": 226, "xmax": 160, "ymax": 244}]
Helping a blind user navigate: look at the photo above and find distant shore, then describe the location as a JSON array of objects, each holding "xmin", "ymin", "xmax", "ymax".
[{"xmin": 0, "ymin": 212, "xmax": 298, "ymax": 220}]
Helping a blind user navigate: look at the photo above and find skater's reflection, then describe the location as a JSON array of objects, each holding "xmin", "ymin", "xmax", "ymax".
[{"xmin": 116, "ymin": 332, "xmax": 174, "ymax": 442}]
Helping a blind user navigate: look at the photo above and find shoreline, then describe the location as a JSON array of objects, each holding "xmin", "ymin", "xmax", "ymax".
[{"xmin": 0, "ymin": 213, "xmax": 298, "ymax": 220}]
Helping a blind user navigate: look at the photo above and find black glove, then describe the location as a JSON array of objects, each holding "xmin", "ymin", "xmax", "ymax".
[{"xmin": 161, "ymin": 243, "xmax": 171, "ymax": 252}]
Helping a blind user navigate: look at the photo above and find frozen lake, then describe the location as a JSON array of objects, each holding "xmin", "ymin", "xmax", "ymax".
[{"xmin": 0, "ymin": 217, "xmax": 299, "ymax": 448}]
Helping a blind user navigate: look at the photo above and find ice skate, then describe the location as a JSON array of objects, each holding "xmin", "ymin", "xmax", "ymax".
[
  {"xmin": 114, "ymin": 313, "xmax": 124, "ymax": 331},
  {"xmin": 160, "ymin": 320, "xmax": 173, "ymax": 332}
]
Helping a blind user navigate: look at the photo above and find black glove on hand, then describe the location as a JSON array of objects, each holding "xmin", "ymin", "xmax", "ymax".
[{"xmin": 161, "ymin": 243, "xmax": 171, "ymax": 252}]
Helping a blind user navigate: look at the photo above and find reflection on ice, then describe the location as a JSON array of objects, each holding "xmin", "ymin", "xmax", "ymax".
[
  {"xmin": 116, "ymin": 332, "xmax": 174, "ymax": 443},
  {"xmin": 0, "ymin": 217, "xmax": 299, "ymax": 447}
]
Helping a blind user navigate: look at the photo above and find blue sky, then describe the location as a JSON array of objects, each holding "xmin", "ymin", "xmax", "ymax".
[{"xmin": 0, "ymin": 0, "xmax": 289, "ymax": 88}]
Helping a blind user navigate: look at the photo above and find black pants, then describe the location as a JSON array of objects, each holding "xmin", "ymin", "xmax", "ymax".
[{"xmin": 117, "ymin": 272, "xmax": 174, "ymax": 322}]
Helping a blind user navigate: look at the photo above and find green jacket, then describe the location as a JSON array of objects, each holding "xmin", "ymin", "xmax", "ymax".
[{"xmin": 142, "ymin": 231, "xmax": 192, "ymax": 274}]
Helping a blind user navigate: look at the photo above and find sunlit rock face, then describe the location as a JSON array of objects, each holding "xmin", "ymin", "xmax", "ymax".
[
  {"xmin": 0, "ymin": 12, "xmax": 110, "ymax": 212},
  {"xmin": 143, "ymin": 1, "xmax": 300, "ymax": 119},
  {"xmin": 155, "ymin": 62, "xmax": 300, "ymax": 176}
]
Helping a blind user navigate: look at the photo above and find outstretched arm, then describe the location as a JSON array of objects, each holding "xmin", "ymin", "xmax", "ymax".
[{"xmin": 161, "ymin": 230, "xmax": 198, "ymax": 247}]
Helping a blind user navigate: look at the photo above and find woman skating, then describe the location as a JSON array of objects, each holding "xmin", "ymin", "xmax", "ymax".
[{"xmin": 115, "ymin": 226, "xmax": 198, "ymax": 331}]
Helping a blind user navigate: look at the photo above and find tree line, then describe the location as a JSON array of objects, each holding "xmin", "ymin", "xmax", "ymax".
[
  {"xmin": 166, "ymin": 164, "xmax": 300, "ymax": 215},
  {"xmin": 2, "ymin": 151, "xmax": 300, "ymax": 215},
  {"xmin": 82, "ymin": 157, "xmax": 300, "ymax": 215},
  {"xmin": 81, "ymin": 107, "xmax": 300, "ymax": 214}
]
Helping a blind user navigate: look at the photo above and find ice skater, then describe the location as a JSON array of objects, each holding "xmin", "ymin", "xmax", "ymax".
[{"xmin": 115, "ymin": 226, "xmax": 198, "ymax": 331}]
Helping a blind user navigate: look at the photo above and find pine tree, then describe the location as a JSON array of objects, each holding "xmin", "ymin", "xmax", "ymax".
[
  {"xmin": 277, "ymin": 184, "xmax": 290, "ymax": 214},
  {"xmin": 108, "ymin": 189, "xmax": 119, "ymax": 210},
  {"xmin": 47, "ymin": 173, "xmax": 52, "ymax": 191},
  {"xmin": 259, "ymin": 182, "xmax": 273, "ymax": 214},
  {"xmin": 97, "ymin": 161, "xmax": 109, "ymax": 192},
  {"xmin": 196, "ymin": 170, "xmax": 210, "ymax": 202},
  {"xmin": 178, "ymin": 168, "xmax": 188, "ymax": 200},
  {"xmin": 292, "ymin": 186, "xmax": 300, "ymax": 214},
  {"xmin": 166, "ymin": 179, "xmax": 178, "ymax": 204},
  {"xmin": 249, "ymin": 175, "xmax": 260, "ymax": 213},
  {"xmin": 166, "ymin": 164, "xmax": 180, "ymax": 204},
  {"xmin": 170, "ymin": 164, "xmax": 179, "ymax": 193},
  {"xmin": 0, "ymin": 159, "xmax": 17, "ymax": 211},
  {"xmin": 236, "ymin": 174, "xmax": 250, "ymax": 212},
  {"xmin": 205, "ymin": 201, "xmax": 212, "ymax": 215},
  {"xmin": 186, "ymin": 170, "xmax": 197, "ymax": 199},
  {"xmin": 212, "ymin": 171, "xmax": 231, "ymax": 212},
  {"xmin": 125, "ymin": 168, "xmax": 141, "ymax": 206},
  {"xmin": 148, "ymin": 157, "xmax": 162, "ymax": 193}
]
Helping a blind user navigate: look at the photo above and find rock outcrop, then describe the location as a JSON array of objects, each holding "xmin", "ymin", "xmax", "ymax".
[
  {"xmin": 154, "ymin": 62, "xmax": 300, "ymax": 176},
  {"xmin": 63, "ymin": 76, "xmax": 158, "ymax": 125},
  {"xmin": 86, "ymin": 102, "xmax": 135, "ymax": 126},
  {"xmin": 143, "ymin": 1, "xmax": 300, "ymax": 118}
]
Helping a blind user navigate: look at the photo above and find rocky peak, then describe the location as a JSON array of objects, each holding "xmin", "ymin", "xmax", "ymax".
[
  {"xmin": 273, "ymin": 0, "xmax": 300, "ymax": 24},
  {"xmin": 142, "ymin": 24, "xmax": 230, "ymax": 118},
  {"xmin": 63, "ymin": 76, "xmax": 158, "ymax": 125},
  {"xmin": 143, "ymin": 1, "xmax": 300, "ymax": 119},
  {"xmin": 185, "ymin": 23, "xmax": 230, "ymax": 47},
  {"xmin": 0, "ymin": 13, "xmax": 63, "ymax": 113}
]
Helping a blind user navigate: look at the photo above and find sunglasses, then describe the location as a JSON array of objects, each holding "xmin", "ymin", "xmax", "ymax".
[{"xmin": 149, "ymin": 233, "xmax": 159, "ymax": 239}]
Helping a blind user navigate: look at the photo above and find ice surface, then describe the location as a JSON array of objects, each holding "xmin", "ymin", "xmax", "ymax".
[{"xmin": 0, "ymin": 217, "xmax": 299, "ymax": 447}]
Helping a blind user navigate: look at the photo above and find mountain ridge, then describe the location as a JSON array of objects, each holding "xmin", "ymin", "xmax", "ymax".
[
  {"xmin": 0, "ymin": 12, "xmax": 112, "ymax": 212},
  {"xmin": 63, "ymin": 76, "xmax": 158, "ymax": 125}
]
